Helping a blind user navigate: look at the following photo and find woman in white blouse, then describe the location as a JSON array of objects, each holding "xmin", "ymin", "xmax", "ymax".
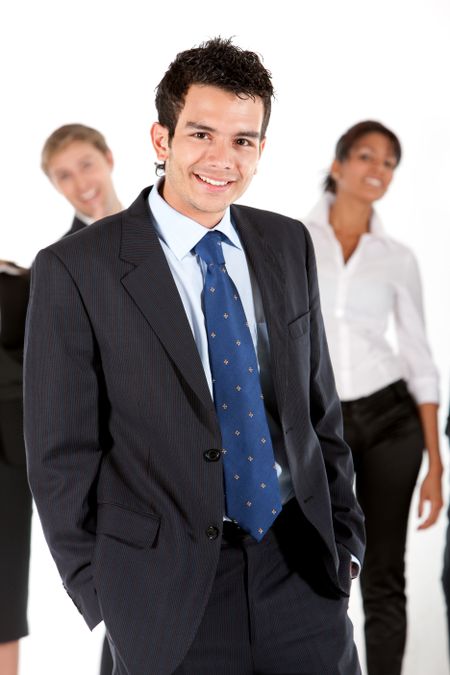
[{"xmin": 305, "ymin": 120, "xmax": 443, "ymax": 675}]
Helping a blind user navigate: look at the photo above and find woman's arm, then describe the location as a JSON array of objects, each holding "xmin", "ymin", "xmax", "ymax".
[
  {"xmin": 417, "ymin": 402, "xmax": 443, "ymax": 529},
  {"xmin": 393, "ymin": 250, "xmax": 443, "ymax": 529}
]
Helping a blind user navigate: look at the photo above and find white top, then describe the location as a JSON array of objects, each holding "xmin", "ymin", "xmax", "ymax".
[{"xmin": 304, "ymin": 193, "xmax": 439, "ymax": 404}]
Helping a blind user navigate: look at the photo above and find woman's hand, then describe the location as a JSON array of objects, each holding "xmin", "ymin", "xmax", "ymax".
[{"xmin": 417, "ymin": 468, "xmax": 443, "ymax": 530}]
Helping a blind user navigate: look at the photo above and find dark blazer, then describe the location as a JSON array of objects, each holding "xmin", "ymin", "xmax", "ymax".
[
  {"xmin": 24, "ymin": 187, "xmax": 365, "ymax": 675},
  {"xmin": 0, "ymin": 269, "xmax": 30, "ymax": 466}
]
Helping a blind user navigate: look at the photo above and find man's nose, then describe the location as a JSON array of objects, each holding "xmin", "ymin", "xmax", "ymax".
[
  {"xmin": 74, "ymin": 174, "xmax": 92, "ymax": 193},
  {"xmin": 205, "ymin": 139, "xmax": 233, "ymax": 170}
]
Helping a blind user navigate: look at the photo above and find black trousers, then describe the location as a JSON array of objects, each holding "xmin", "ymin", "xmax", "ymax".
[
  {"xmin": 341, "ymin": 380, "xmax": 423, "ymax": 675},
  {"xmin": 171, "ymin": 499, "xmax": 360, "ymax": 675}
]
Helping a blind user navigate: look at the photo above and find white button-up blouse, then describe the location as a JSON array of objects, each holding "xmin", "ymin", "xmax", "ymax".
[{"xmin": 304, "ymin": 193, "xmax": 439, "ymax": 404}]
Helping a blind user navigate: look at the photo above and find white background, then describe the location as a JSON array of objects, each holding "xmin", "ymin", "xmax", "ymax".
[{"xmin": 2, "ymin": 0, "xmax": 450, "ymax": 673}]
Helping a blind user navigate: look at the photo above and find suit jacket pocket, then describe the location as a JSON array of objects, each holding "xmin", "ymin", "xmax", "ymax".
[
  {"xmin": 96, "ymin": 502, "xmax": 160, "ymax": 549},
  {"xmin": 288, "ymin": 311, "xmax": 310, "ymax": 340}
]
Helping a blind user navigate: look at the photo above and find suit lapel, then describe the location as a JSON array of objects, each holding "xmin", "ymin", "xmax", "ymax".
[
  {"xmin": 231, "ymin": 205, "xmax": 289, "ymax": 412},
  {"xmin": 120, "ymin": 188, "xmax": 213, "ymax": 410}
]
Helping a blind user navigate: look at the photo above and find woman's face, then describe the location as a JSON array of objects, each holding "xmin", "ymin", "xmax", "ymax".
[{"xmin": 332, "ymin": 132, "xmax": 398, "ymax": 203}]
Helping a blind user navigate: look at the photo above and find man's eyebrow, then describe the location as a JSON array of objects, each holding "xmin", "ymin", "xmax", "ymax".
[
  {"xmin": 235, "ymin": 130, "xmax": 261, "ymax": 139},
  {"xmin": 185, "ymin": 122, "xmax": 216, "ymax": 133},
  {"xmin": 185, "ymin": 122, "xmax": 261, "ymax": 139}
]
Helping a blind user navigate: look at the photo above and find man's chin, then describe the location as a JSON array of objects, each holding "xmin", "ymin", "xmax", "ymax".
[
  {"xmin": 193, "ymin": 194, "xmax": 235, "ymax": 215},
  {"xmin": 77, "ymin": 203, "xmax": 104, "ymax": 221}
]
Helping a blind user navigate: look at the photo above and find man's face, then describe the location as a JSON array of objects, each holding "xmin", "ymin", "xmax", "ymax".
[
  {"xmin": 47, "ymin": 140, "xmax": 116, "ymax": 220},
  {"xmin": 151, "ymin": 84, "xmax": 266, "ymax": 228}
]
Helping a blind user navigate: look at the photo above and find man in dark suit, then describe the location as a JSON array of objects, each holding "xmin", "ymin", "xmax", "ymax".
[
  {"xmin": 41, "ymin": 123, "xmax": 122, "ymax": 237},
  {"xmin": 41, "ymin": 122, "xmax": 123, "ymax": 675},
  {"xmin": 25, "ymin": 38, "xmax": 365, "ymax": 675},
  {"xmin": 42, "ymin": 122, "xmax": 122, "ymax": 675}
]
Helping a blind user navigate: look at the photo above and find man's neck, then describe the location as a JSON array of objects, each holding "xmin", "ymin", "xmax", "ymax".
[{"xmin": 77, "ymin": 194, "xmax": 123, "ymax": 225}]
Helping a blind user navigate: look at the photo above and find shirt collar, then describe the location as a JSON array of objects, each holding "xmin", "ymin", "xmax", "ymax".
[
  {"xmin": 148, "ymin": 179, "xmax": 242, "ymax": 260},
  {"xmin": 75, "ymin": 211, "xmax": 95, "ymax": 226},
  {"xmin": 305, "ymin": 191, "xmax": 387, "ymax": 239}
]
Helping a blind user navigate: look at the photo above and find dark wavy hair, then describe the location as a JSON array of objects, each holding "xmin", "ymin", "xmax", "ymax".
[
  {"xmin": 155, "ymin": 37, "xmax": 274, "ymax": 142},
  {"xmin": 324, "ymin": 120, "xmax": 402, "ymax": 193}
]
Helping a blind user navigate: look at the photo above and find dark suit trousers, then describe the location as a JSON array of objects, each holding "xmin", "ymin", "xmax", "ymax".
[
  {"xmin": 168, "ymin": 499, "xmax": 359, "ymax": 675},
  {"xmin": 342, "ymin": 380, "xmax": 423, "ymax": 675},
  {"xmin": 99, "ymin": 636, "xmax": 114, "ymax": 675}
]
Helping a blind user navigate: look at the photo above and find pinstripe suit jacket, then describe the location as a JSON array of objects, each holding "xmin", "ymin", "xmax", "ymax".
[{"xmin": 24, "ymin": 186, "xmax": 365, "ymax": 675}]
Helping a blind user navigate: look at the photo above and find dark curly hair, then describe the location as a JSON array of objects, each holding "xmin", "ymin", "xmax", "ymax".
[
  {"xmin": 155, "ymin": 37, "xmax": 274, "ymax": 141},
  {"xmin": 324, "ymin": 120, "xmax": 402, "ymax": 193}
]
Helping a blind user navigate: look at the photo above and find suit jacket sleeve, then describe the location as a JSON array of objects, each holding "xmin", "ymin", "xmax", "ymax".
[
  {"xmin": 24, "ymin": 249, "xmax": 102, "ymax": 629},
  {"xmin": 304, "ymin": 225, "xmax": 365, "ymax": 566}
]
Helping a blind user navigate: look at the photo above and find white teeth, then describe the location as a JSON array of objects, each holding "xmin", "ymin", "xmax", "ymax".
[
  {"xmin": 80, "ymin": 188, "xmax": 97, "ymax": 201},
  {"xmin": 198, "ymin": 175, "xmax": 228, "ymax": 187},
  {"xmin": 365, "ymin": 177, "xmax": 382, "ymax": 187}
]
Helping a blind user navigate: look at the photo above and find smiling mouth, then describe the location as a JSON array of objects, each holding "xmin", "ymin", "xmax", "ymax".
[
  {"xmin": 80, "ymin": 188, "xmax": 99, "ymax": 201},
  {"xmin": 365, "ymin": 177, "xmax": 383, "ymax": 188},
  {"xmin": 195, "ymin": 174, "xmax": 232, "ymax": 187}
]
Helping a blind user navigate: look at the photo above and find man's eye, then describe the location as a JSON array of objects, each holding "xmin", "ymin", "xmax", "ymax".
[
  {"xmin": 194, "ymin": 132, "xmax": 208, "ymax": 139},
  {"xmin": 385, "ymin": 159, "xmax": 396, "ymax": 169},
  {"xmin": 81, "ymin": 161, "xmax": 93, "ymax": 169},
  {"xmin": 358, "ymin": 152, "xmax": 371, "ymax": 161},
  {"xmin": 236, "ymin": 138, "xmax": 251, "ymax": 146}
]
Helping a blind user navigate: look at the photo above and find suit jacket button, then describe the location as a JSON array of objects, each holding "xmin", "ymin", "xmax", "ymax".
[
  {"xmin": 206, "ymin": 525, "xmax": 219, "ymax": 540},
  {"xmin": 204, "ymin": 449, "xmax": 221, "ymax": 462}
]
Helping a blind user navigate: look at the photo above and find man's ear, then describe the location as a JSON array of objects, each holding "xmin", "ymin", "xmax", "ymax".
[
  {"xmin": 151, "ymin": 123, "xmax": 170, "ymax": 160},
  {"xmin": 254, "ymin": 137, "xmax": 266, "ymax": 174},
  {"xmin": 105, "ymin": 150, "xmax": 114, "ymax": 170}
]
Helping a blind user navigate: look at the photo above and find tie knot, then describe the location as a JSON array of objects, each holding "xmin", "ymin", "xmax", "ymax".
[{"xmin": 194, "ymin": 231, "xmax": 225, "ymax": 267}]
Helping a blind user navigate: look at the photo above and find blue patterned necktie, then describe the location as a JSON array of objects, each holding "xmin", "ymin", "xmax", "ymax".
[{"xmin": 194, "ymin": 230, "xmax": 282, "ymax": 541}]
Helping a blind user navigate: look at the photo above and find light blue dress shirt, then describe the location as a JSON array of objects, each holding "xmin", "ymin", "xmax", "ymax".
[{"xmin": 148, "ymin": 182, "xmax": 295, "ymax": 505}]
